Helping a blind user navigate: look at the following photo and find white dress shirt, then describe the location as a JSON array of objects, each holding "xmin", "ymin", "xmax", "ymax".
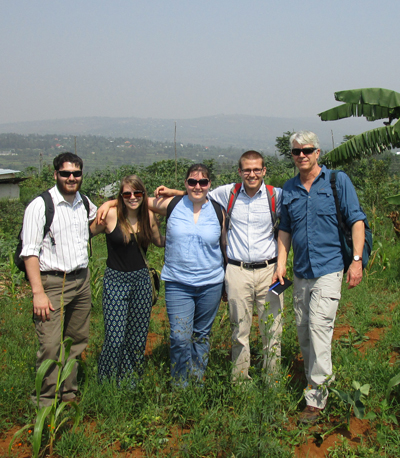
[
  {"xmin": 21, "ymin": 185, "xmax": 97, "ymax": 273},
  {"xmin": 209, "ymin": 183, "xmax": 282, "ymax": 263}
]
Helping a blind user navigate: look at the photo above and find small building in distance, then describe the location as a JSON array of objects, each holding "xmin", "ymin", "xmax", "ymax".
[{"xmin": 0, "ymin": 169, "xmax": 27, "ymax": 199}]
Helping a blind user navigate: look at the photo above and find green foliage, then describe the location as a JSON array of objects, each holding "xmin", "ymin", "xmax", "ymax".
[
  {"xmin": 275, "ymin": 131, "xmax": 293, "ymax": 162},
  {"xmin": 330, "ymin": 381, "xmax": 371, "ymax": 428},
  {"xmin": 318, "ymin": 88, "xmax": 400, "ymax": 166}
]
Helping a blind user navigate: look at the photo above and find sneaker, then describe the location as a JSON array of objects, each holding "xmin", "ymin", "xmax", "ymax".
[{"xmin": 298, "ymin": 406, "xmax": 323, "ymax": 424}]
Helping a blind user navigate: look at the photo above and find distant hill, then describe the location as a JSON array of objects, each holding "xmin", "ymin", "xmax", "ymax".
[{"xmin": 0, "ymin": 114, "xmax": 378, "ymax": 152}]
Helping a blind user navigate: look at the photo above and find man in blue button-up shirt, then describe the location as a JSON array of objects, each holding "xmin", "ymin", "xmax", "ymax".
[{"xmin": 273, "ymin": 131, "xmax": 365, "ymax": 424}]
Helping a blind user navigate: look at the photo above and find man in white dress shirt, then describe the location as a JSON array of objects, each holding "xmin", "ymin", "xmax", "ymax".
[
  {"xmin": 155, "ymin": 151, "xmax": 283, "ymax": 382},
  {"xmin": 21, "ymin": 152, "xmax": 97, "ymax": 406}
]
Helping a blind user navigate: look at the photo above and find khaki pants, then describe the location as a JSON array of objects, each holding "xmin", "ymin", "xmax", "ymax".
[
  {"xmin": 293, "ymin": 270, "xmax": 343, "ymax": 409},
  {"xmin": 225, "ymin": 263, "xmax": 283, "ymax": 381},
  {"xmin": 31, "ymin": 269, "xmax": 91, "ymax": 407}
]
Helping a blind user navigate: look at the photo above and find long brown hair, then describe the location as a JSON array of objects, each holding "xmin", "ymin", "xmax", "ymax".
[{"xmin": 117, "ymin": 175, "xmax": 152, "ymax": 247}]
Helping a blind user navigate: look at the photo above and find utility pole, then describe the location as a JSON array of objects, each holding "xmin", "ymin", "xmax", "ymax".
[
  {"xmin": 74, "ymin": 136, "xmax": 77, "ymax": 155},
  {"xmin": 174, "ymin": 122, "xmax": 177, "ymax": 185}
]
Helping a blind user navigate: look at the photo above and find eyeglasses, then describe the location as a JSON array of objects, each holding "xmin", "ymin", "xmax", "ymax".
[
  {"xmin": 240, "ymin": 168, "xmax": 264, "ymax": 175},
  {"xmin": 187, "ymin": 178, "xmax": 210, "ymax": 187},
  {"xmin": 121, "ymin": 190, "xmax": 145, "ymax": 199},
  {"xmin": 57, "ymin": 170, "xmax": 83, "ymax": 178},
  {"xmin": 291, "ymin": 148, "xmax": 317, "ymax": 156}
]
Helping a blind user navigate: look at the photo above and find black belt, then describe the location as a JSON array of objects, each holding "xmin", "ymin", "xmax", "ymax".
[
  {"xmin": 227, "ymin": 258, "xmax": 277, "ymax": 269},
  {"xmin": 41, "ymin": 268, "xmax": 86, "ymax": 277}
]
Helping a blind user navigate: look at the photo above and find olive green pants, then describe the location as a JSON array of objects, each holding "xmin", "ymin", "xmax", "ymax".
[{"xmin": 31, "ymin": 269, "xmax": 91, "ymax": 407}]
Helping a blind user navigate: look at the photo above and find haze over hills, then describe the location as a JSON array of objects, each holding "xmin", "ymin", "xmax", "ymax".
[{"xmin": 0, "ymin": 114, "xmax": 376, "ymax": 152}]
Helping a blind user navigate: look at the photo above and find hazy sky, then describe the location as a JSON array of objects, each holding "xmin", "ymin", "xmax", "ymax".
[{"xmin": 1, "ymin": 0, "xmax": 399, "ymax": 125}]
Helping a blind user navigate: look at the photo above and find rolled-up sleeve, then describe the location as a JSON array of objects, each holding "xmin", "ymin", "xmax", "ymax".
[
  {"xmin": 278, "ymin": 190, "xmax": 292, "ymax": 234},
  {"xmin": 20, "ymin": 198, "xmax": 46, "ymax": 258},
  {"xmin": 337, "ymin": 172, "xmax": 366, "ymax": 226}
]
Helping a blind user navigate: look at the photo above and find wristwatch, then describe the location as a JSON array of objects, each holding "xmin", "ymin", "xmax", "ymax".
[{"xmin": 353, "ymin": 255, "xmax": 362, "ymax": 262}]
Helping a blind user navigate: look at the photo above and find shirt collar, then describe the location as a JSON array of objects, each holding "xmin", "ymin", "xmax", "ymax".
[
  {"xmin": 52, "ymin": 185, "xmax": 82, "ymax": 207},
  {"xmin": 240, "ymin": 182, "xmax": 265, "ymax": 197}
]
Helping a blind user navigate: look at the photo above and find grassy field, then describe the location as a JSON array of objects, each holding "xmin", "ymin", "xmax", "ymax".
[{"xmin": 1, "ymin": 218, "xmax": 400, "ymax": 457}]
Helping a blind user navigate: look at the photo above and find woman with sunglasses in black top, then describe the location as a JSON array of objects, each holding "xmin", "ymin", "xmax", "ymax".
[{"xmin": 90, "ymin": 175, "xmax": 164, "ymax": 386}]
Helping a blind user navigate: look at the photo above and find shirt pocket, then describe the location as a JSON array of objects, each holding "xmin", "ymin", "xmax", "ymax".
[
  {"xmin": 283, "ymin": 192, "xmax": 302, "ymax": 222},
  {"xmin": 316, "ymin": 190, "xmax": 336, "ymax": 216}
]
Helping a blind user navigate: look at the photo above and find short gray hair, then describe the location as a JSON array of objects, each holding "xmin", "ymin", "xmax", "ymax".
[{"xmin": 290, "ymin": 131, "xmax": 320, "ymax": 150}]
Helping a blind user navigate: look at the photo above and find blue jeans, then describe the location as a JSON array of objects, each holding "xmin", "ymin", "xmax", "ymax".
[{"xmin": 165, "ymin": 281, "xmax": 223, "ymax": 385}]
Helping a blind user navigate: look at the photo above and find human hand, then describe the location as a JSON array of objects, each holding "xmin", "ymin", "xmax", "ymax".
[
  {"xmin": 272, "ymin": 265, "xmax": 286, "ymax": 285},
  {"xmin": 346, "ymin": 262, "xmax": 363, "ymax": 289},
  {"xmin": 33, "ymin": 292, "xmax": 55, "ymax": 322},
  {"xmin": 154, "ymin": 186, "xmax": 175, "ymax": 198}
]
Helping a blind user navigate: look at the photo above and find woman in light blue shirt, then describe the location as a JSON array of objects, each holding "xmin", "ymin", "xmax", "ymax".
[{"xmin": 150, "ymin": 163, "xmax": 226, "ymax": 386}]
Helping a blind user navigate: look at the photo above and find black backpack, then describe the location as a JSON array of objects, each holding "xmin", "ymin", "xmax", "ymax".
[{"xmin": 14, "ymin": 190, "xmax": 90, "ymax": 273}]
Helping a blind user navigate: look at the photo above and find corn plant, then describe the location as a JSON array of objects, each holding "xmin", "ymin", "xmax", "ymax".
[
  {"xmin": 3, "ymin": 251, "xmax": 24, "ymax": 298},
  {"xmin": 9, "ymin": 273, "xmax": 88, "ymax": 457}
]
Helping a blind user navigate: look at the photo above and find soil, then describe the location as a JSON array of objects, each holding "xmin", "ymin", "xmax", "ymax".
[{"xmin": 294, "ymin": 417, "xmax": 372, "ymax": 458}]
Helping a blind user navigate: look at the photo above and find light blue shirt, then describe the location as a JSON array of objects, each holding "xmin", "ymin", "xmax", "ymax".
[
  {"xmin": 209, "ymin": 183, "xmax": 282, "ymax": 263},
  {"xmin": 161, "ymin": 196, "xmax": 224, "ymax": 286}
]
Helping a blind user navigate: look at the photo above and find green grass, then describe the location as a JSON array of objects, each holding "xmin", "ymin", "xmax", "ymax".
[{"xmin": 1, "ymin": 225, "xmax": 400, "ymax": 457}]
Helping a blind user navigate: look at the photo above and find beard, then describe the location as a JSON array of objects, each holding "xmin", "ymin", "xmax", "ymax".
[{"xmin": 56, "ymin": 176, "xmax": 82, "ymax": 196}]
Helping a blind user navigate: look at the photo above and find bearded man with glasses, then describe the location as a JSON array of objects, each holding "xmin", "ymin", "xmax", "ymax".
[
  {"xmin": 20, "ymin": 152, "xmax": 97, "ymax": 407},
  {"xmin": 272, "ymin": 131, "xmax": 366, "ymax": 424},
  {"xmin": 154, "ymin": 150, "xmax": 284, "ymax": 384}
]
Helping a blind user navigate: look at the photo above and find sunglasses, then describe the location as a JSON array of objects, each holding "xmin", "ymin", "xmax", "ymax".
[
  {"xmin": 187, "ymin": 178, "xmax": 210, "ymax": 187},
  {"xmin": 291, "ymin": 148, "xmax": 317, "ymax": 156},
  {"xmin": 121, "ymin": 190, "xmax": 145, "ymax": 199},
  {"xmin": 57, "ymin": 170, "xmax": 83, "ymax": 178}
]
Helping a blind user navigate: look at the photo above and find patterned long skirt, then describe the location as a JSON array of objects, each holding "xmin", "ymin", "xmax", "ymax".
[{"xmin": 98, "ymin": 267, "xmax": 152, "ymax": 385}]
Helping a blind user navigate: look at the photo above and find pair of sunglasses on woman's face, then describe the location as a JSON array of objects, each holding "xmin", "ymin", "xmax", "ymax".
[
  {"xmin": 57, "ymin": 170, "xmax": 83, "ymax": 178},
  {"xmin": 186, "ymin": 178, "xmax": 210, "ymax": 187},
  {"xmin": 121, "ymin": 190, "xmax": 145, "ymax": 199}
]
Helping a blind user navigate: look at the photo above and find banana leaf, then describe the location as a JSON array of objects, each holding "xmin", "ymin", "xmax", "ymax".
[
  {"xmin": 334, "ymin": 88, "xmax": 400, "ymax": 108},
  {"xmin": 318, "ymin": 88, "xmax": 400, "ymax": 122},
  {"xmin": 323, "ymin": 123, "xmax": 400, "ymax": 166}
]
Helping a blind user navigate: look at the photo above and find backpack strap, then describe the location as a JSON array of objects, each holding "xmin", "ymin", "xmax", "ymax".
[
  {"xmin": 81, "ymin": 193, "xmax": 90, "ymax": 219},
  {"xmin": 40, "ymin": 190, "xmax": 55, "ymax": 245},
  {"xmin": 226, "ymin": 183, "xmax": 242, "ymax": 230},
  {"xmin": 166, "ymin": 196, "xmax": 183, "ymax": 223},
  {"xmin": 265, "ymin": 184, "xmax": 276, "ymax": 222},
  {"xmin": 227, "ymin": 183, "xmax": 242, "ymax": 216},
  {"xmin": 80, "ymin": 193, "xmax": 93, "ymax": 256},
  {"xmin": 330, "ymin": 170, "xmax": 352, "ymax": 243},
  {"xmin": 209, "ymin": 199, "xmax": 223, "ymax": 229}
]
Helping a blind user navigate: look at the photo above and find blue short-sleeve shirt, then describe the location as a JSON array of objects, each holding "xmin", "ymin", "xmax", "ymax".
[{"xmin": 279, "ymin": 165, "xmax": 365, "ymax": 279}]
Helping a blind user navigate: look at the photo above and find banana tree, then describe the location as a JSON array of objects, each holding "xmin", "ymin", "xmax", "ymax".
[{"xmin": 318, "ymin": 88, "xmax": 400, "ymax": 166}]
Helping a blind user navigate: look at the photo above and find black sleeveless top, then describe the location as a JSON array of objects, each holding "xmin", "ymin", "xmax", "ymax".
[{"xmin": 106, "ymin": 223, "xmax": 147, "ymax": 272}]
